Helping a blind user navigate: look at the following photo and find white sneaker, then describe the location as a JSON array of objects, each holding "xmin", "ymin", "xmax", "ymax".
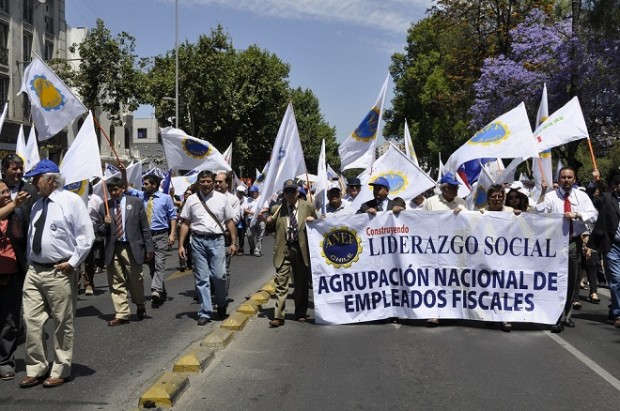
[
  {"xmin": 254, "ymin": 251, "xmax": 261, "ymax": 257},
  {"xmin": 85, "ymin": 286, "xmax": 94, "ymax": 295}
]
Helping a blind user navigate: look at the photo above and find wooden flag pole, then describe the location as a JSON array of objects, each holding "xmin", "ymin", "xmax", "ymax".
[
  {"xmin": 586, "ymin": 138, "xmax": 600, "ymax": 181},
  {"xmin": 92, "ymin": 116, "xmax": 122, "ymax": 163}
]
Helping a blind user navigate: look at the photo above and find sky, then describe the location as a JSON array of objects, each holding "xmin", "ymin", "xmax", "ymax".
[{"xmin": 66, "ymin": 0, "xmax": 434, "ymax": 144}]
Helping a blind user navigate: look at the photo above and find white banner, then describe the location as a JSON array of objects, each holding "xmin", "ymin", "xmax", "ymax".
[{"xmin": 308, "ymin": 211, "xmax": 567, "ymax": 325}]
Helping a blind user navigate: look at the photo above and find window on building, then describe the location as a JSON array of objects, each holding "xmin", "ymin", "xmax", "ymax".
[
  {"xmin": 0, "ymin": 24, "xmax": 8, "ymax": 66},
  {"xmin": 124, "ymin": 127, "xmax": 130, "ymax": 149},
  {"xmin": 44, "ymin": 42, "xmax": 53, "ymax": 60},
  {"xmin": 0, "ymin": 76, "xmax": 9, "ymax": 107},
  {"xmin": 45, "ymin": 0, "xmax": 55, "ymax": 35},
  {"xmin": 137, "ymin": 128, "xmax": 148, "ymax": 139},
  {"xmin": 23, "ymin": 0, "xmax": 34, "ymax": 24},
  {"xmin": 22, "ymin": 96, "xmax": 31, "ymax": 119},
  {"xmin": 23, "ymin": 34, "xmax": 33, "ymax": 61},
  {"xmin": 0, "ymin": 0, "xmax": 9, "ymax": 14}
]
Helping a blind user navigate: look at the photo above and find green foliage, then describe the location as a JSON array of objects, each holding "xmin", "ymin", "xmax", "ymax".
[
  {"xmin": 142, "ymin": 25, "xmax": 338, "ymax": 177},
  {"xmin": 68, "ymin": 19, "xmax": 142, "ymax": 124}
]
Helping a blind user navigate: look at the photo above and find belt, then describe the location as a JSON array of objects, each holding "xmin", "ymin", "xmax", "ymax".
[
  {"xmin": 151, "ymin": 228, "xmax": 169, "ymax": 235},
  {"xmin": 193, "ymin": 232, "xmax": 223, "ymax": 239},
  {"xmin": 33, "ymin": 259, "xmax": 68, "ymax": 268}
]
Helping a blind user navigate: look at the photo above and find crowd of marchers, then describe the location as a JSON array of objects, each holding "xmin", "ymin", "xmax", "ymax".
[{"xmin": 1, "ymin": 153, "xmax": 619, "ymax": 389}]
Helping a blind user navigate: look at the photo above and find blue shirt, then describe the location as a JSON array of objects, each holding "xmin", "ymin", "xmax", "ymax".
[{"xmin": 127, "ymin": 188, "xmax": 177, "ymax": 231}]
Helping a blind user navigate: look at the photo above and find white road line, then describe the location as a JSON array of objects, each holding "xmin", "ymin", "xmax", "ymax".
[{"xmin": 545, "ymin": 331, "xmax": 620, "ymax": 392}]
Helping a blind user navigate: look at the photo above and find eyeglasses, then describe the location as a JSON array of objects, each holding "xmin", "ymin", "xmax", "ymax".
[
  {"xmin": 214, "ymin": 180, "xmax": 225, "ymax": 184},
  {"xmin": 489, "ymin": 195, "xmax": 504, "ymax": 200}
]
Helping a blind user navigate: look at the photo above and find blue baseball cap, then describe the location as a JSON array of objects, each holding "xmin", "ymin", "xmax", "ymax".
[
  {"xmin": 369, "ymin": 176, "xmax": 390, "ymax": 189},
  {"xmin": 439, "ymin": 171, "xmax": 460, "ymax": 186},
  {"xmin": 347, "ymin": 177, "xmax": 361, "ymax": 186},
  {"xmin": 24, "ymin": 159, "xmax": 59, "ymax": 178},
  {"xmin": 249, "ymin": 185, "xmax": 259, "ymax": 192}
]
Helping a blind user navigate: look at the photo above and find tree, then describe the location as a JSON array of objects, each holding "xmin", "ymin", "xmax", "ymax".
[
  {"xmin": 68, "ymin": 19, "xmax": 143, "ymax": 124},
  {"xmin": 142, "ymin": 25, "xmax": 338, "ymax": 177}
]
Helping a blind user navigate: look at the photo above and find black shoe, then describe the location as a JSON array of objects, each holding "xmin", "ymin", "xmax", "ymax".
[
  {"xmin": 137, "ymin": 307, "xmax": 147, "ymax": 320},
  {"xmin": 550, "ymin": 322, "xmax": 564, "ymax": 333},
  {"xmin": 217, "ymin": 306, "xmax": 228, "ymax": 320},
  {"xmin": 197, "ymin": 317, "xmax": 210, "ymax": 326},
  {"xmin": 563, "ymin": 318, "xmax": 575, "ymax": 328},
  {"xmin": 0, "ymin": 370, "xmax": 15, "ymax": 380}
]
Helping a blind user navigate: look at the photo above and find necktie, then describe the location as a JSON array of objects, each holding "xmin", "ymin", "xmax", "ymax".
[
  {"xmin": 564, "ymin": 192, "xmax": 573, "ymax": 236},
  {"xmin": 289, "ymin": 206, "xmax": 298, "ymax": 241},
  {"xmin": 376, "ymin": 201, "xmax": 383, "ymax": 212},
  {"xmin": 115, "ymin": 202, "xmax": 124, "ymax": 240},
  {"xmin": 146, "ymin": 196, "xmax": 154, "ymax": 226},
  {"xmin": 32, "ymin": 198, "xmax": 48, "ymax": 254}
]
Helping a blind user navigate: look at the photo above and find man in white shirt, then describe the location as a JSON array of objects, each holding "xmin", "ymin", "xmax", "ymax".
[
  {"xmin": 178, "ymin": 170, "xmax": 238, "ymax": 325},
  {"xmin": 19, "ymin": 160, "xmax": 95, "ymax": 388},
  {"xmin": 215, "ymin": 171, "xmax": 240, "ymax": 293},
  {"xmin": 536, "ymin": 166, "xmax": 598, "ymax": 333},
  {"xmin": 244, "ymin": 185, "xmax": 266, "ymax": 256}
]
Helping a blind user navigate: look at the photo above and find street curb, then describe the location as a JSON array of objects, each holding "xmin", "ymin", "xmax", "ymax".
[
  {"xmin": 260, "ymin": 280, "xmax": 276, "ymax": 295},
  {"xmin": 172, "ymin": 344, "xmax": 215, "ymax": 373},
  {"xmin": 221, "ymin": 312, "xmax": 250, "ymax": 330},
  {"xmin": 137, "ymin": 276, "xmax": 276, "ymax": 409},
  {"xmin": 249, "ymin": 290, "xmax": 271, "ymax": 304},
  {"xmin": 237, "ymin": 300, "xmax": 261, "ymax": 315},
  {"xmin": 139, "ymin": 371, "xmax": 189, "ymax": 408},
  {"xmin": 200, "ymin": 328, "xmax": 235, "ymax": 349}
]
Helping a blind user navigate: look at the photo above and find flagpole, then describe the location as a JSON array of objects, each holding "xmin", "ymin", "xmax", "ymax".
[
  {"xmin": 92, "ymin": 115, "xmax": 122, "ymax": 163},
  {"xmin": 586, "ymin": 138, "xmax": 600, "ymax": 181}
]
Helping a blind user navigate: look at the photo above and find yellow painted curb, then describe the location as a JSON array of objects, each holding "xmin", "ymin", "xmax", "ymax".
[
  {"xmin": 260, "ymin": 280, "xmax": 276, "ymax": 295},
  {"xmin": 237, "ymin": 300, "xmax": 261, "ymax": 315},
  {"xmin": 139, "ymin": 371, "xmax": 189, "ymax": 408},
  {"xmin": 220, "ymin": 312, "xmax": 249, "ymax": 331},
  {"xmin": 200, "ymin": 328, "xmax": 235, "ymax": 349},
  {"xmin": 249, "ymin": 290, "xmax": 271, "ymax": 304},
  {"xmin": 172, "ymin": 346, "xmax": 215, "ymax": 373}
]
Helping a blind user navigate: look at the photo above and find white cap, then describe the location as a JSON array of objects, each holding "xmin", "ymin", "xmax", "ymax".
[
  {"xmin": 328, "ymin": 182, "xmax": 341, "ymax": 192},
  {"xmin": 236, "ymin": 185, "xmax": 247, "ymax": 192}
]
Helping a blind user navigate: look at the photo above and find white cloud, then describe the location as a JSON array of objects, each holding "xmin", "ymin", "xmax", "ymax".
[{"xmin": 183, "ymin": 0, "xmax": 433, "ymax": 34}]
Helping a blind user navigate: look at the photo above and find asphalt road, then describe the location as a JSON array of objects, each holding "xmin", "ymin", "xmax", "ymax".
[
  {"xmin": 3, "ymin": 234, "xmax": 620, "ymax": 411},
  {"xmin": 0, "ymin": 237, "xmax": 276, "ymax": 410},
  {"xmin": 174, "ymin": 278, "xmax": 620, "ymax": 410}
]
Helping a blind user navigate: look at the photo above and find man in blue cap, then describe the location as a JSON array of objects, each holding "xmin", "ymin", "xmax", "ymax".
[
  {"xmin": 423, "ymin": 171, "xmax": 465, "ymax": 328},
  {"xmin": 423, "ymin": 171, "xmax": 466, "ymax": 213},
  {"xmin": 19, "ymin": 159, "xmax": 94, "ymax": 388},
  {"xmin": 356, "ymin": 176, "xmax": 397, "ymax": 215}
]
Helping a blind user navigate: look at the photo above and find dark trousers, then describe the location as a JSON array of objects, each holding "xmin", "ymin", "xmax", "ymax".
[
  {"xmin": 83, "ymin": 239, "xmax": 104, "ymax": 289},
  {"xmin": 582, "ymin": 248, "xmax": 601, "ymax": 293},
  {"xmin": 0, "ymin": 274, "xmax": 24, "ymax": 374},
  {"xmin": 563, "ymin": 239, "xmax": 581, "ymax": 320}
]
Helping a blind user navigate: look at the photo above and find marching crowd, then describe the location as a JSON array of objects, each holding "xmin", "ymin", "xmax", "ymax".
[{"xmin": 1, "ymin": 152, "xmax": 619, "ymax": 389}]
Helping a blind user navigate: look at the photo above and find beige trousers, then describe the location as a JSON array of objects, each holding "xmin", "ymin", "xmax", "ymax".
[
  {"xmin": 107, "ymin": 243, "xmax": 145, "ymax": 320},
  {"xmin": 22, "ymin": 263, "xmax": 78, "ymax": 379}
]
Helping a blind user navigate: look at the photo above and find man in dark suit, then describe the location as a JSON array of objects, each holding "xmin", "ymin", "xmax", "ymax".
[
  {"xmin": 589, "ymin": 173, "xmax": 620, "ymax": 328},
  {"xmin": 98, "ymin": 177, "xmax": 154, "ymax": 326},
  {"xmin": 356, "ymin": 176, "xmax": 398, "ymax": 215},
  {"xmin": 260, "ymin": 179, "xmax": 317, "ymax": 327}
]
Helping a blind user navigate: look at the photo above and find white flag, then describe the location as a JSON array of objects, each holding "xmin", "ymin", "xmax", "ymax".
[
  {"xmin": 348, "ymin": 143, "xmax": 436, "ymax": 212},
  {"xmin": 445, "ymin": 103, "xmax": 538, "ymax": 172},
  {"xmin": 93, "ymin": 161, "xmax": 143, "ymax": 199},
  {"xmin": 556, "ymin": 158, "xmax": 564, "ymax": 183},
  {"xmin": 222, "ymin": 143, "xmax": 233, "ymax": 165},
  {"xmin": 252, "ymin": 103, "xmax": 306, "ymax": 223},
  {"xmin": 534, "ymin": 97, "xmax": 589, "ymax": 152},
  {"xmin": 339, "ymin": 74, "xmax": 389, "ymax": 171},
  {"xmin": 465, "ymin": 166, "xmax": 495, "ymax": 210},
  {"xmin": 60, "ymin": 111, "xmax": 103, "ymax": 186},
  {"xmin": 161, "ymin": 127, "xmax": 231, "ymax": 172},
  {"xmin": 19, "ymin": 56, "xmax": 87, "ymax": 141},
  {"xmin": 24, "ymin": 127, "xmax": 41, "ymax": 172},
  {"xmin": 403, "ymin": 119, "xmax": 419, "ymax": 166},
  {"xmin": 315, "ymin": 139, "xmax": 328, "ymax": 215},
  {"xmin": 533, "ymin": 83, "xmax": 553, "ymax": 195},
  {"xmin": 0, "ymin": 103, "xmax": 7, "ymax": 136}
]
